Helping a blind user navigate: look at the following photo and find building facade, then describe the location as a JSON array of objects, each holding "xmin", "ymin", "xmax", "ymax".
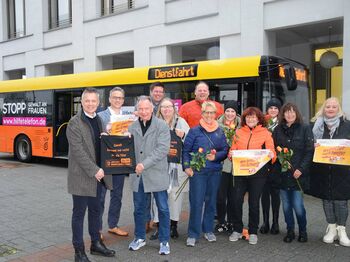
[{"xmin": 0, "ymin": 0, "xmax": 349, "ymax": 115}]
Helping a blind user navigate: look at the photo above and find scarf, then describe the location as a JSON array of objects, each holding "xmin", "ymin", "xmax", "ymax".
[
  {"xmin": 313, "ymin": 116, "xmax": 340, "ymax": 139},
  {"xmin": 199, "ymin": 118, "xmax": 219, "ymax": 132}
]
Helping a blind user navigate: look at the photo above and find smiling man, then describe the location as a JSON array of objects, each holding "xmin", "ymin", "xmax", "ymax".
[
  {"xmin": 179, "ymin": 81, "xmax": 223, "ymax": 128},
  {"xmin": 97, "ymin": 87, "xmax": 129, "ymax": 238},
  {"xmin": 66, "ymin": 88, "xmax": 115, "ymax": 262},
  {"xmin": 149, "ymin": 82, "xmax": 165, "ymax": 114},
  {"xmin": 128, "ymin": 96, "xmax": 171, "ymax": 255}
]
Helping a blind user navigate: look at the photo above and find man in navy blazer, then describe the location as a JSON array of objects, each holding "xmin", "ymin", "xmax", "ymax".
[{"xmin": 97, "ymin": 87, "xmax": 129, "ymax": 237}]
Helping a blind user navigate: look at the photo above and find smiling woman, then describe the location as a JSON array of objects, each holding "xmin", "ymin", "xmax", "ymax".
[
  {"xmin": 229, "ymin": 107, "xmax": 276, "ymax": 245},
  {"xmin": 182, "ymin": 101, "xmax": 228, "ymax": 247},
  {"xmin": 309, "ymin": 97, "xmax": 350, "ymax": 247}
]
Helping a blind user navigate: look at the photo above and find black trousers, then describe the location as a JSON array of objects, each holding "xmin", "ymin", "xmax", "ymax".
[
  {"xmin": 216, "ymin": 172, "xmax": 235, "ymax": 224},
  {"xmin": 72, "ymin": 182, "xmax": 102, "ymax": 249},
  {"xmin": 261, "ymin": 180, "xmax": 280, "ymax": 224},
  {"xmin": 232, "ymin": 176, "xmax": 266, "ymax": 234}
]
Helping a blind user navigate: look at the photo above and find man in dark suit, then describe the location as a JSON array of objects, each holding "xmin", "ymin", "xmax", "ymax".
[{"xmin": 67, "ymin": 88, "xmax": 115, "ymax": 262}]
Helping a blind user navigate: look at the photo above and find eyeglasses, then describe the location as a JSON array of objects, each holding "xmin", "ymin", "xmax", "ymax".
[
  {"xmin": 111, "ymin": 96, "xmax": 124, "ymax": 100},
  {"xmin": 203, "ymin": 111, "xmax": 216, "ymax": 115},
  {"xmin": 160, "ymin": 105, "xmax": 174, "ymax": 109}
]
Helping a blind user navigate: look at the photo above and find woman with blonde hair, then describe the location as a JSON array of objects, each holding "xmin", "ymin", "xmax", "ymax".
[
  {"xmin": 150, "ymin": 98, "xmax": 190, "ymax": 239},
  {"xmin": 183, "ymin": 101, "xmax": 228, "ymax": 247},
  {"xmin": 309, "ymin": 97, "xmax": 350, "ymax": 246}
]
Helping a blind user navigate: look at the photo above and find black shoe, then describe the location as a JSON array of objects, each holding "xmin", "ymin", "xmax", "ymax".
[
  {"xmin": 170, "ymin": 225, "xmax": 179, "ymax": 239},
  {"xmin": 74, "ymin": 248, "xmax": 91, "ymax": 262},
  {"xmin": 298, "ymin": 231, "xmax": 308, "ymax": 243},
  {"xmin": 150, "ymin": 229, "xmax": 159, "ymax": 240},
  {"xmin": 259, "ymin": 223, "xmax": 270, "ymax": 234},
  {"xmin": 270, "ymin": 223, "xmax": 280, "ymax": 235},
  {"xmin": 90, "ymin": 240, "xmax": 115, "ymax": 257},
  {"xmin": 215, "ymin": 223, "xmax": 228, "ymax": 233},
  {"xmin": 283, "ymin": 230, "xmax": 295, "ymax": 243},
  {"xmin": 226, "ymin": 223, "xmax": 234, "ymax": 234}
]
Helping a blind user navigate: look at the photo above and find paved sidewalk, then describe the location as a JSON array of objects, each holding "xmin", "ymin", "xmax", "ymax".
[{"xmin": 0, "ymin": 153, "xmax": 349, "ymax": 262}]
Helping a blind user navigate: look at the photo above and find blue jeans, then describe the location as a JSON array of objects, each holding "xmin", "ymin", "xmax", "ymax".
[
  {"xmin": 280, "ymin": 189, "xmax": 307, "ymax": 232},
  {"xmin": 133, "ymin": 178, "xmax": 170, "ymax": 243},
  {"xmin": 72, "ymin": 182, "xmax": 102, "ymax": 249},
  {"xmin": 188, "ymin": 170, "xmax": 221, "ymax": 239},
  {"xmin": 99, "ymin": 174, "xmax": 126, "ymax": 230}
]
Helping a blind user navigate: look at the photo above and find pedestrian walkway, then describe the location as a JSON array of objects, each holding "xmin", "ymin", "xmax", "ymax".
[{"xmin": 0, "ymin": 154, "xmax": 349, "ymax": 261}]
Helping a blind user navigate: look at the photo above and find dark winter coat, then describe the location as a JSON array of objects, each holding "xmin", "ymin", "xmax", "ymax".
[
  {"xmin": 308, "ymin": 118, "xmax": 350, "ymax": 200},
  {"xmin": 272, "ymin": 123, "xmax": 314, "ymax": 191}
]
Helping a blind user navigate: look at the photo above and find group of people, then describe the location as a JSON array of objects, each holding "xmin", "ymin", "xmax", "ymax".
[{"xmin": 66, "ymin": 80, "xmax": 350, "ymax": 262}]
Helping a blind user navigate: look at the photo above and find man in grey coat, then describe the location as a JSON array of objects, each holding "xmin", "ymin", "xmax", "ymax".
[
  {"xmin": 67, "ymin": 88, "xmax": 115, "ymax": 262},
  {"xmin": 128, "ymin": 96, "xmax": 171, "ymax": 255},
  {"xmin": 97, "ymin": 86, "xmax": 129, "ymax": 237}
]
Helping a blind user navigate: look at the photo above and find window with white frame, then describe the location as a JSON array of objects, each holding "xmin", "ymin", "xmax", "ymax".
[
  {"xmin": 6, "ymin": 0, "xmax": 26, "ymax": 39},
  {"xmin": 101, "ymin": 0, "xmax": 134, "ymax": 16},
  {"xmin": 48, "ymin": 0, "xmax": 72, "ymax": 29}
]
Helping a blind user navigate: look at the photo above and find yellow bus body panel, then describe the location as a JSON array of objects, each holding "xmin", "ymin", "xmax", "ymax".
[{"xmin": 0, "ymin": 56, "xmax": 261, "ymax": 93}]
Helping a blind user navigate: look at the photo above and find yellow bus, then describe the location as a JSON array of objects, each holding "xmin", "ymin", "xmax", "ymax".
[{"xmin": 0, "ymin": 55, "xmax": 309, "ymax": 162}]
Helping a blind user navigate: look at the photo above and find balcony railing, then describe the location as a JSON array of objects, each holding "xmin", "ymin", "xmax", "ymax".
[
  {"xmin": 49, "ymin": 17, "xmax": 72, "ymax": 30},
  {"xmin": 101, "ymin": 0, "xmax": 134, "ymax": 16}
]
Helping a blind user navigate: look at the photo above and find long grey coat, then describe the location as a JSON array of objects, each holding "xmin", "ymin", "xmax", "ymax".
[
  {"xmin": 67, "ymin": 110, "xmax": 112, "ymax": 197},
  {"xmin": 128, "ymin": 117, "xmax": 170, "ymax": 193}
]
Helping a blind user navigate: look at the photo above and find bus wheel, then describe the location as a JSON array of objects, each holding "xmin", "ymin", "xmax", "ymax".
[{"xmin": 15, "ymin": 135, "xmax": 32, "ymax": 162}]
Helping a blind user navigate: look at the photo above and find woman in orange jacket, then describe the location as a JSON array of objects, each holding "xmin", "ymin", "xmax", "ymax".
[{"xmin": 228, "ymin": 107, "xmax": 276, "ymax": 245}]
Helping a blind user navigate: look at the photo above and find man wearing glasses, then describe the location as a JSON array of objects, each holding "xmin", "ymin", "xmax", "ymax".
[{"xmin": 98, "ymin": 87, "xmax": 129, "ymax": 238}]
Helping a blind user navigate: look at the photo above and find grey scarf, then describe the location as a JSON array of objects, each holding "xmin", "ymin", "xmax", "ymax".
[{"xmin": 313, "ymin": 116, "xmax": 340, "ymax": 140}]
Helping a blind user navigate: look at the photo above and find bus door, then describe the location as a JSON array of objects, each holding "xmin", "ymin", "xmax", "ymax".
[
  {"xmin": 54, "ymin": 91, "xmax": 81, "ymax": 157},
  {"xmin": 214, "ymin": 79, "xmax": 258, "ymax": 115}
]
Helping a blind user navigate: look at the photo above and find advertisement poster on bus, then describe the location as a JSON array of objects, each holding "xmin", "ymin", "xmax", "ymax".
[
  {"xmin": 232, "ymin": 149, "xmax": 272, "ymax": 176},
  {"xmin": 1, "ymin": 101, "xmax": 49, "ymax": 127},
  {"xmin": 313, "ymin": 139, "xmax": 350, "ymax": 166}
]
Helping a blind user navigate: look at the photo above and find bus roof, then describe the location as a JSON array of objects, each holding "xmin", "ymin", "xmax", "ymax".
[{"xmin": 0, "ymin": 56, "xmax": 261, "ymax": 93}]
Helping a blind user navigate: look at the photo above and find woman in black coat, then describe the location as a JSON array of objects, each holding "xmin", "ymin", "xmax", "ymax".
[
  {"xmin": 272, "ymin": 103, "xmax": 314, "ymax": 243},
  {"xmin": 309, "ymin": 97, "xmax": 350, "ymax": 247}
]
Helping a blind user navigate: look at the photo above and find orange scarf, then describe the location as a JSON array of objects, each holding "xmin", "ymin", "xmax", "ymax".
[{"xmin": 200, "ymin": 119, "xmax": 219, "ymax": 132}]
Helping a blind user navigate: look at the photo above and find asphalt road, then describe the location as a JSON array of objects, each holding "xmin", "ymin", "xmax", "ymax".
[{"xmin": 0, "ymin": 153, "xmax": 349, "ymax": 261}]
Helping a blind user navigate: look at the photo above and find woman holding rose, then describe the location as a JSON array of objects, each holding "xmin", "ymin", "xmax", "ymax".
[
  {"xmin": 183, "ymin": 101, "xmax": 228, "ymax": 247},
  {"xmin": 272, "ymin": 103, "xmax": 314, "ymax": 243},
  {"xmin": 309, "ymin": 97, "xmax": 350, "ymax": 246}
]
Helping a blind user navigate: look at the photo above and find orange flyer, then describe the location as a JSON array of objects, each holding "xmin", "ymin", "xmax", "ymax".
[
  {"xmin": 232, "ymin": 149, "xmax": 271, "ymax": 176},
  {"xmin": 109, "ymin": 115, "xmax": 136, "ymax": 136},
  {"xmin": 313, "ymin": 139, "xmax": 350, "ymax": 166}
]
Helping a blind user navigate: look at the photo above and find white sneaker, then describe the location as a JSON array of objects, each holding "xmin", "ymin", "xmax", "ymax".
[
  {"xmin": 159, "ymin": 242, "xmax": 170, "ymax": 255},
  {"xmin": 128, "ymin": 239, "xmax": 146, "ymax": 251},
  {"xmin": 204, "ymin": 232, "xmax": 216, "ymax": 242},
  {"xmin": 249, "ymin": 234, "xmax": 258, "ymax": 245},
  {"xmin": 186, "ymin": 237, "xmax": 196, "ymax": 247},
  {"xmin": 337, "ymin": 226, "xmax": 350, "ymax": 247},
  {"xmin": 229, "ymin": 231, "xmax": 242, "ymax": 242},
  {"xmin": 323, "ymin": 224, "xmax": 338, "ymax": 243}
]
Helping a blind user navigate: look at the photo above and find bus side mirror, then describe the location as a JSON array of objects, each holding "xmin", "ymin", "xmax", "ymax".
[{"xmin": 284, "ymin": 64, "xmax": 297, "ymax": 90}]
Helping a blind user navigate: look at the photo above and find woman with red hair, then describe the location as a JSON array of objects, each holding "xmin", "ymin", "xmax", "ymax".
[{"xmin": 229, "ymin": 107, "xmax": 276, "ymax": 245}]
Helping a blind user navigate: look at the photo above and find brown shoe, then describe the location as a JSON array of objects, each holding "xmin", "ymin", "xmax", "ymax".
[
  {"xmin": 108, "ymin": 227, "xmax": 128, "ymax": 236},
  {"xmin": 146, "ymin": 222, "xmax": 151, "ymax": 233}
]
